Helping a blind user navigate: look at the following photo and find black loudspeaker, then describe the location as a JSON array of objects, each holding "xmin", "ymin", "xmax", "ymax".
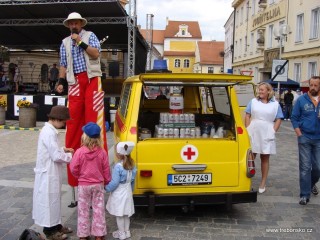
[{"xmin": 109, "ymin": 62, "xmax": 119, "ymax": 77}]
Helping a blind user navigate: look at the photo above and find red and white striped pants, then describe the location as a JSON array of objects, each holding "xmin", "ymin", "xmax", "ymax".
[{"xmin": 66, "ymin": 72, "xmax": 107, "ymax": 186}]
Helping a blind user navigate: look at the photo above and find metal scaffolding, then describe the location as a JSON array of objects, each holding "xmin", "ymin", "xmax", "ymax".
[
  {"xmin": 0, "ymin": 0, "xmax": 118, "ymax": 4},
  {"xmin": 127, "ymin": 0, "xmax": 136, "ymax": 77},
  {"xmin": 0, "ymin": 0, "xmax": 140, "ymax": 77},
  {"xmin": 145, "ymin": 13, "xmax": 154, "ymax": 71},
  {"xmin": 0, "ymin": 17, "xmax": 127, "ymax": 26}
]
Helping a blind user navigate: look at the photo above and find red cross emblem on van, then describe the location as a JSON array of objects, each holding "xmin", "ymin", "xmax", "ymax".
[{"xmin": 181, "ymin": 144, "xmax": 198, "ymax": 163}]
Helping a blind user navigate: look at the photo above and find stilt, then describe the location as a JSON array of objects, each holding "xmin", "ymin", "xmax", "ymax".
[{"xmin": 68, "ymin": 187, "xmax": 77, "ymax": 208}]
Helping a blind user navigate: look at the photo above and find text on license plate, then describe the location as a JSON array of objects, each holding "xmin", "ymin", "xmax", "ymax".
[{"xmin": 168, "ymin": 173, "xmax": 212, "ymax": 185}]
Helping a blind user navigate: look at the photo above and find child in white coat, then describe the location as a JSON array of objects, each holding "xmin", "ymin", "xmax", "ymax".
[
  {"xmin": 32, "ymin": 106, "xmax": 74, "ymax": 240},
  {"xmin": 105, "ymin": 141, "xmax": 137, "ymax": 240}
]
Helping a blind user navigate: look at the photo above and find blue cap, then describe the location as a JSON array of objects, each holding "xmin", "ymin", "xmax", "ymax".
[{"xmin": 82, "ymin": 122, "xmax": 101, "ymax": 138}]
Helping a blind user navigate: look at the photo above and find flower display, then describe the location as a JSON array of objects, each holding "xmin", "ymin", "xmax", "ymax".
[
  {"xmin": 17, "ymin": 98, "xmax": 39, "ymax": 108},
  {"xmin": 17, "ymin": 99, "xmax": 32, "ymax": 108},
  {"xmin": 0, "ymin": 99, "xmax": 6, "ymax": 107}
]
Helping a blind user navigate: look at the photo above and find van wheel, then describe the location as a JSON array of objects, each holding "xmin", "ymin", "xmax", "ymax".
[
  {"xmin": 148, "ymin": 195, "xmax": 155, "ymax": 216},
  {"xmin": 225, "ymin": 194, "xmax": 233, "ymax": 212},
  {"xmin": 181, "ymin": 206, "xmax": 189, "ymax": 213}
]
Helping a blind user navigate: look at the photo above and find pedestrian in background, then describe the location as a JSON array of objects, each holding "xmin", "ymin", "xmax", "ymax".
[
  {"xmin": 291, "ymin": 76, "xmax": 320, "ymax": 205},
  {"xmin": 245, "ymin": 82, "xmax": 283, "ymax": 194},
  {"xmin": 106, "ymin": 141, "xmax": 137, "ymax": 240},
  {"xmin": 70, "ymin": 122, "xmax": 111, "ymax": 240},
  {"xmin": 293, "ymin": 89, "xmax": 302, "ymax": 106},
  {"xmin": 0, "ymin": 62, "xmax": 3, "ymax": 75},
  {"xmin": 32, "ymin": 106, "xmax": 74, "ymax": 240},
  {"xmin": 56, "ymin": 12, "xmax": 107, "ymax": 187},
  {"xmin": 49, "ymin": 63, "xmax": 59, "ymax": 93},
  {"xmin": 13, "ymin": 64, "xmax": 21, "ymax": 93},
  {"xmin": 284, "ymin": 89, "xmax": 294, "ymax": 120}
]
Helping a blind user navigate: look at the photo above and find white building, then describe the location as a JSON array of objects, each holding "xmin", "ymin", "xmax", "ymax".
[
  {"xmin": 230, "ymin": 0, "xmax": 320, "ymax": 84},
  {"xmin": 224, "ymin": 11, "xmax": 235, "ymax": 73}
]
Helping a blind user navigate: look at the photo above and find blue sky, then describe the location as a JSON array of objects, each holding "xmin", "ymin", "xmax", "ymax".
[{"xmin": 136, "ymin": 0, "xmax": 234, "ymax": 41}]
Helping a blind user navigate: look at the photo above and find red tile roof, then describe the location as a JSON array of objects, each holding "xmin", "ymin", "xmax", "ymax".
[
  {"xmin": 139, "ymin": 29, "xmax": 165, "ymax": 44},
  {"xmin": 198, "ymin": 41, "xmax": 224, "ymax": 65},
  {"xmin": 165, "ymin": 20, "xmax": 202, "ymax": 39}
]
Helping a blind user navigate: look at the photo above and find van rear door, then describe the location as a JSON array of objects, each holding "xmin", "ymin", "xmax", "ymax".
[{"xmin": 136, "ymin": 82, "xmax": 242, "ymax": 192}]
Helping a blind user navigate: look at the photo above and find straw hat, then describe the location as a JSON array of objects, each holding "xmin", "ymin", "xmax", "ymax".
[
  {"xmin": 47, "ymin": 106, "xmax": 70, "ymax": 120},
  {"xmin": 63, "ymin": 12, "xmax": 87, "ymax": 28}
]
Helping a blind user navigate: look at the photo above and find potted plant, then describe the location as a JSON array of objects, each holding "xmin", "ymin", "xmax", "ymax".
[
  {"xmin": 0, "ymin": 99, "xmax": 6, "ymax": 125},
  {"xmin": 17, "ymin": 98, "xmax": 38, "ymax": 128}
]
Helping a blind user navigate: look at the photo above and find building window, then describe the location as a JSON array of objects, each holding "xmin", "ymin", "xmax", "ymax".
[
  {"xmin": 294, "ymin": 63, "xmax": 302, "ymax": 82},
  {"xmin": 174, "ymin": 59, "xmax": 180, "ymax": 68},
  {"xmin": 268, "ymin": 24, "xmax": 273, "ymax": 49},
  {"xmin": 244, "ymin": 36, "xmax": 248, "ymax": 52},
  {"xmin": 208, "ymin": 67, "xmax": 214, "ymax": 73},
  {"xmin": 182, "ymin": 30, "xmax": 185, "ymax": 36},
  {"xmin": 240, "ymin": 7, "xmax": 244, "ymax": 25},
  {"xmin": 295, "ymin": 14, "xmax": 304, "ymax": 43},
  {"xmin": 308, "ymin": 62, "xmax": 318, "ymax": 79},
  {"xmin": 310, "ymin": 8, "xmax": 319, "ymax": 39},
  {"xmin": 235, "ymin": 41, "xmax": 238, "ymax": 57},
  {"xmin": 268, "ymin": 0, "xmax": 275, "ymax": 5},
  {"xmin": 239, "ymin": 38, "xmax": 242, "ymax": 57},
  {"xmin": 251, "ymin": 0, "xmax": 255, "ymax": 16},
  {"xmin": 254, "ymin": 67, "xmax": 259, "ymax": 82},
  {"xmin": 245, "ymin": 2, "xmax": 249, "ymax": 21},
  {"xmin": 183, "ymin": 59, "xmax": 190, "ymax": 68},
  {"xmin": 250, "ymin": 32, "xmax": 254, "ymax": 53}
]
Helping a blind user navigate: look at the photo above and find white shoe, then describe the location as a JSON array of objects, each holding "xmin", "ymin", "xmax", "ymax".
[
  {"xmin": 258, "ymin": 187, "xmax": 266, "ymax": 194},
  {"xmin": 125, "ymin": 230, "xmax": 131, "ymax": 238},
  {"xmin": 112, "ymin": 230, "xmax": 126, "ymax": 240}
]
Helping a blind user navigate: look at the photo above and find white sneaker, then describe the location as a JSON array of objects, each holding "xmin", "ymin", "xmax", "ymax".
[
  {"xmin": 125, "ymin": 230, "xmax": 131, "ymax": 238},
  {"xmin": 112, "ymin": 230, "xmax": 126, "ymax": 240}
]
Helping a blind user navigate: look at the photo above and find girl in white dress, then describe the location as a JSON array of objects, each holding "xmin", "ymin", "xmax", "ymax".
[
  {"xmin": 245, "ymin": 82, "xmax": 283, "ymax": 194},
  {"xmin": 105, "ymin": 141, "xmax": 137, "ymax": 240}
]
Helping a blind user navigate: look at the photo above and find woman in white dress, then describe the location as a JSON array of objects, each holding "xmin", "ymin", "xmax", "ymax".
[{"xmin": 245, "ymin": 82, "xmax": 283, "ymax": 194}]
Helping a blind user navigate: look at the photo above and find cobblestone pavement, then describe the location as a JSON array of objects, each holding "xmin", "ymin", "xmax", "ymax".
[{"xmin": 0, "ymin": 121, "xmax": 320, "ymax": 240}]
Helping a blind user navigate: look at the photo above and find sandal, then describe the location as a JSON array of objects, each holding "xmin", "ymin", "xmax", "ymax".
[
  {"xmin": 46, "ymin": 232, "xmax": 68, "ymax": 240},
  {"xmin": 95, "ymin": 237, "xmax": 105, "ymax": 240},
  {"xmin": 60, "ymin": 226, "xmax": 73, "ymax": 234}
]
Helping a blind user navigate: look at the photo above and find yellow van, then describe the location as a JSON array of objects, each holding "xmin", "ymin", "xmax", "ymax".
[{"xmin": 112, "ymin": 73, "xmax": 257, "ymax": 214}]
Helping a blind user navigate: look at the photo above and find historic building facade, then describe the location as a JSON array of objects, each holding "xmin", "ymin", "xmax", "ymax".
[
  {"xmin": 141, "ymin": 19, "xmax": 224, "ymax": 73},
  {"xmin": 231, "ymin": 0, "xmax": 319, "ymax": 84},
  {"xmin": 194, "ymin": 41, "xmax": 224, "ymax": 74},
  {"xmin": 163, "ymin": 20, "xmax": 202, "ymax": 73},
  {"xmin": 224, "ymin": 11, "xmax": 235, "ymax": 74}
]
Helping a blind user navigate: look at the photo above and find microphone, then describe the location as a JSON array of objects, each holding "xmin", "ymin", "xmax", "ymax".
[{"xmin": 71, "ymin": 29, "xmax": 78, "ymax": 44}]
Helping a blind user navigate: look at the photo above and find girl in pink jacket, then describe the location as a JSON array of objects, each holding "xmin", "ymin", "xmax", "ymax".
[{"xmin": 70, "ymin": 122, "xmax": 111, "ymax": 240}]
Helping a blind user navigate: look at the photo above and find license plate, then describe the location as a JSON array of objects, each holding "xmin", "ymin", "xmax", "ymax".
[{"xmin": 168, "ymin": 173, "xmax": 212, "ymax": 185}]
